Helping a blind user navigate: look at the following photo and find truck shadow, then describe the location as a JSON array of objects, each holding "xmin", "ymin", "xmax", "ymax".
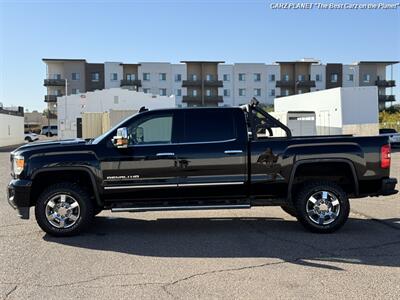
[{"xmin": 44, "ymin": 215, "xmax": 400, "ymax": 270}]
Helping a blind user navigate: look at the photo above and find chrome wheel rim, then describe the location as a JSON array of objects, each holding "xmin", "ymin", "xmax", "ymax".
[
  {"xmin": 45, "ymin": 194, "xmax": 80, "ymax": 229},
  {"xmin": 306, "ymin": 191, "xmax": 340, "ymax": 226}
]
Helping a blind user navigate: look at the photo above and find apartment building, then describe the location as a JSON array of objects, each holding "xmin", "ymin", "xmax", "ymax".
[{"xmin": 43, "ymin": 58, "xmax": 398, "ymax": 118}]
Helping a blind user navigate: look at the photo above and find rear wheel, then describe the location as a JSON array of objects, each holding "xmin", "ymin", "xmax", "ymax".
[
  {"xmin": 294, "ymin": 181, "xmax": 349, "ymax": 233},
  {"xmin": 35, "ymin": 182, "xmax": 94, "ymax": 237}
]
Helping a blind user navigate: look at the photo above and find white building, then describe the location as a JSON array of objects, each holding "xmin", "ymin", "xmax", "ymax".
[
  {"xmin": 0, "ymin": 107, "xmax": 24, "ymax": 147},
  {"xmin": 274, "ymin": 86, "xmax": 379, "ymax": 136},
  {"xmin": 57, "ymin": 88, "xmax": 175, "ymax": 139}
]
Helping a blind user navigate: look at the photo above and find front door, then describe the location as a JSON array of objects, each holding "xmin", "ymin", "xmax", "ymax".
[{"xmin": 101, "ymin": 111, "xmax": 180, "ymax": 202}]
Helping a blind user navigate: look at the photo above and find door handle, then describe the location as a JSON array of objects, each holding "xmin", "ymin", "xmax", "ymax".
[
  {"xmin": 156, "ymin": 152, "xmax": 175, "ymax": 157},
  {"xmin": 224, "ymin": 150, "xmax": 243, "ymax": 154}
]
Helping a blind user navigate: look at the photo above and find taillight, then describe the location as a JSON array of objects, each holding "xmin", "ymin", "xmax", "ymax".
[{"xmin": 381, "ymin": 144, "xmax": 391, "ymax": 169}]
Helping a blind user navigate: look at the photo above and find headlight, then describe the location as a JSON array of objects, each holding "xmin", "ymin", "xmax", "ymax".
[{"xmin": 13, "ymin": 156, "xmax": 25, "ymax": 176}]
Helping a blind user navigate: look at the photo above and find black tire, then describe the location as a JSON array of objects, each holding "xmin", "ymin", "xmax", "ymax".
[
  {"xmin": 35, "ymin": 182, "xmax": 94, "ymax": 237},
  {"xmin": 294, "ymin": 180, "xmax": 350, "ymax": 233},
  {"xmin": 280, "ymin": 205, "xmax": 297, "ymax": 217}
]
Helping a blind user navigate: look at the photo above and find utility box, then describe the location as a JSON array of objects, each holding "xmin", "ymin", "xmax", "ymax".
[
  {"xmin": 274, "ymin": 86, "xmax": 379, "ymax": 136},
  {"xmin": 270, "ymin": 111, "xmax": 316, "ymax": 136}
]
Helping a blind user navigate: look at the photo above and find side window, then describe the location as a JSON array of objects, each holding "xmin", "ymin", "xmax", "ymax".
[
  {"xmin": 127, "ymin": 114, "xmax": 173, "ymax": 145},
  {"xmin": 184, "ymin": 110, "xmax": 235, "ymax": 143}
]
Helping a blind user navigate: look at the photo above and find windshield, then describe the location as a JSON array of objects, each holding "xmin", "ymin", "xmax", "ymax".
[{"xmin": 91, "ymin": 113, "xmax": 138, "ymax": 144}]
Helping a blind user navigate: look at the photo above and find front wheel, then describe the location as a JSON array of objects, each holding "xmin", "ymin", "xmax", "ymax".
[
  {"xmin": 35, "ymin": 182, "xmax": 94, "ymax": 237},
  {"xmin": 294, "ymin": 181, "xmax": 350, "ymax": 233}
]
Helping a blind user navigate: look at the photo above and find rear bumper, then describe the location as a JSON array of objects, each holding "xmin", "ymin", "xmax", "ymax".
[
  {"xmin": 380, "ymin": 177, "xmax": 398, "ymax": 196},
  {"xmin": 7, "ymin": 179, "xmax": 32, "ymax": 219}
]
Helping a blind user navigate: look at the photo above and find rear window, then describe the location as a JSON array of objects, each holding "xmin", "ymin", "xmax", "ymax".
[
  {"xmin": 183, "ymin": 110, "xmax": 235, "ymax": 143},
  {"xmin": 51, "ymin": 126, "xmax": 58, "ymax": 130}
]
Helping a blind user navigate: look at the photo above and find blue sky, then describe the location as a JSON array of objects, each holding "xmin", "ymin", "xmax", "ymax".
[{"xmin": 0, "ymin": 0, "xmax": 399, "ymax": 111}]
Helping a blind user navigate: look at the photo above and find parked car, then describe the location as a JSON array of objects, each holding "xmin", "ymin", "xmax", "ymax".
[
  {"xmin": 40, "ymin": 125, "xmax": 58, "ymax": 137},
  {"xmin": 24, "ymin": 132, "xmax": 39, "ymax": 143},
  {"xmin": 7, "ymin": 99, "xmax": 398, "ymax": 236},
  {"xmin": 379, "ymin": 128, "xmax": 400, "ymax": 147}
]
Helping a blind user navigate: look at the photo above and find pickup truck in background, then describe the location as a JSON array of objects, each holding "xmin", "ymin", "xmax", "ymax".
[{"xmin": 7, "ymin": 99, "xmax": 398, "ymax": 236}]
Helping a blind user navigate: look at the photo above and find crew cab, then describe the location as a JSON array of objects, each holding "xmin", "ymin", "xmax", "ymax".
[{"xmin": 7, "ymin": 99, "xmax": 398, "ymax": 236}]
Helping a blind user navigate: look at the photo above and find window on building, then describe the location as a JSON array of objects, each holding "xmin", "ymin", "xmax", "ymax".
[
  {"xmin": 159, "ymin": 73, "xmax": 167, "ymax": 81},
  {"xmin": 205, "ymin": 74, "xmax": 213, "ymax": 81},
  {"xmin": 269, "ymin": 74, "xmax": 276, "ymax": 82},
  {"xmin": 330, "ymin": 73, "xmax": 338, "ymax": 83},
  {"xmin": 254, "ymin": 73, "xmax": 261, "ymax": 82},
  {"xmin": 143, "ymin": 73, "xmax": 150, "ymax": 81},
  {"xmin": 363, "ymin": 74, "xmax": 370, "ymax": 83},
  {"xmin": 238, "ymin": 73, "xmax": 246, "ymax": 81},
  {"xmin": 191, "ymin": 74, "xmax": 197, "ymax": 81},
  {"xmin": 71, "ymin": 73, "xmax": 80, "ymax": 80},
  {"xmin": 297, "ymin": 74, "xmax": 305, "ymax": 81},
  {"xmin": 239, "ymin": 88, "xmax": 246, "ymax": 96},
  {"xmin": 55, "ymin": 74, "xmax": 62, "ymax": 80},
  {"xmin": 183, "ymin": 110, "xmax": 235, "ymax": 143},
  {"xmin": 127, "ymin": 73, "xmax": 135, "ymax": 80},
  {"xmin": 175, "ymin": 74, "xmax": 182, "ymax": 82},
  {"xmin": 283, "ymin": 89, "xmax": 290, "ymax": 96},
  {"xmin": 254, "ymin": 88, "xmax": 261, "ymax": 97},
  {"xmin": 223, "ymin": 74, "xmax": 230, "ymax": 81},
  {"xmin": 270, "ymin": 89, "xmax": 275, "ymax": 96},
  {"xmin": 143, "ymin": 88, "xmax": 150, "ymax": 94},
  {"xmin": 298, "ymin": 90, "xmax": 303, "ymax": 94},
  {"xmin": 283, "ymin": 74, "xmax": 289, "ymax": 81},
  {"xmin": 315, "ymin": 74, "xmax": 321, "ymax": 81},
  {"xmin": 159, "ymin": 88, "xmax": 167, "ymax": 96},
  {"xmin": 192, "ymin": 89, "xmax": 198, "ymax": 96},
  {"xmin": 223, "ymin": 89, "xmax": 230, "ymax": 97},
  {"xmin": 110, "ymin": 73, "xmax": 118, "ymax": 81},
  {"xmin": 56, "ymin": 89, "xmax": 62, "ymax": 96},
  {"xmin": 206, "ymin": 89, "xmax": 211, "ymax": 96},
  {"xmin": 347, "ymin": 74, "xmax": 354, "ymax": 81},
  {"xmin": 71, "ymin": 88, "xmax": 80, "ymax": 94},
  {"xmin": 176, "ymin": 89, "xmax": 182, "ymax": 96},
  {"xmin": 91, "ymin": 72, "xmax": 100, "ymax": 82}
]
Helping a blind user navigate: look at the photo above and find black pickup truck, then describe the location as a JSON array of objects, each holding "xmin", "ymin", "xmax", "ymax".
[{"xmin": 7, "ymin": 100, "xmax": 398, "ymax": 236}]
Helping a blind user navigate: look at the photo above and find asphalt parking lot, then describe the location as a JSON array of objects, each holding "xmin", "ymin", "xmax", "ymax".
[{"xmin": 0, "ymin": 146, "xmax": 399, "ymax": 299}]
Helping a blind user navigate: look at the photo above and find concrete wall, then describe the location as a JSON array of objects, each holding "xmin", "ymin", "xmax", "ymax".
[
  {"xmin": 57, "ymin": 88, "xmax": 175, "ymax": 139},
  {"xmin": 0, "ymin": 113, "xmax": 24, "ymax": 147}
]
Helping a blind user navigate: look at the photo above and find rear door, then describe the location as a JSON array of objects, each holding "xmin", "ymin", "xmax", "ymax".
[{"xmin": 175, "ymin": 108, "xmax": 247, "ymax": 200}]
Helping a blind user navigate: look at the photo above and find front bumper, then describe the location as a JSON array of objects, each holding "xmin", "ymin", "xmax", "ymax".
[
  {"xmin": 380, "ymin": 177, "xmax": 398, "ymax": 196},
  {"xmin": 7, "ymin": 179, "xmax": 32, "ymax": 219}
]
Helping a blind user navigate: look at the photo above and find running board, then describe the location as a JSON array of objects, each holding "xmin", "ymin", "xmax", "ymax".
[{"xmin": 111, "ymin": 204, "xmax": 251, "ymax": 213}]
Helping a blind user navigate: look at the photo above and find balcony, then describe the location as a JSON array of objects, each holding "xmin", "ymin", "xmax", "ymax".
[
  {"xmin": 44, "ymin": 95, "xmax": 62, "ymax": 102},
  {"xmin": 182, "ymin": 80, "xmax": 223, "ymax": 87},
  {"xmin": 375, "ymin": 80, "xmax": 395, "ymax": 87},
  {"xmin": 182, "ymin": 95, "xmax": 223, "ymax": 104},
  {"xmin": 379, "ymin": 95, "xmax": 396, "ymax": 102},
  {"xmin": 276, "ymin": 80, "xmax": 294, "ymax": 87},
  {"xmin": 296, "ymin": 80, "xmax": 316, "ymax": 88},
  {"xmin": 44, "ymin": 79, "xmax": 66, "ymax": 86},
  {"xmin": 120, "ymin": 79, "xmax": 142, "ymax": 87}
]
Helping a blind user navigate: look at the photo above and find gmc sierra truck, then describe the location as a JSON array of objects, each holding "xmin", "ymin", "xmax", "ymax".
[{"xmin": 7, "ymin": 99, "xmax": 398, "ymax": 236}]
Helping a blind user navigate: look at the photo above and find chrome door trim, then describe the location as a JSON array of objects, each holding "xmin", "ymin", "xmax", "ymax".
[
  {"xmin": 104, "ymin": 184, "xmax": 177, "ymax": 190},
  {"xmin": 178, "ymin": 182, "xmax": 244, "ymax": 187},
  {"xmin": 156, "ymin": 152, "xmax": 175, "ymax": 156},
  {"xmin": 224, "ymin": 150, "xmax": 243, "ymax": 154}
]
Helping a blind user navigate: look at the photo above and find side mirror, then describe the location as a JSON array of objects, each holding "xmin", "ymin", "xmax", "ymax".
[{"xmin": 112, "ymin": 127, "xmax": 128, "ymax": 148}]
